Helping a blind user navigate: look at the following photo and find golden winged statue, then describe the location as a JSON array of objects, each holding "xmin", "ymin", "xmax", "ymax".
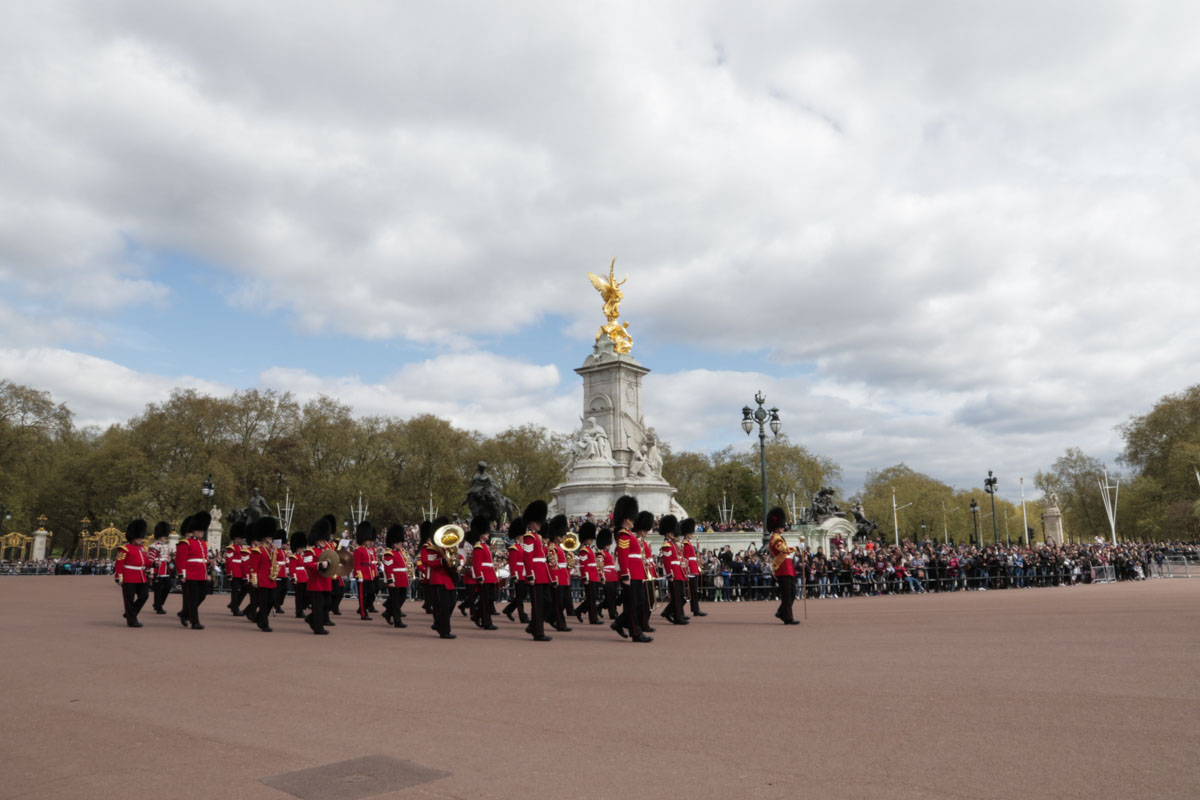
[{"xmin": 586, "ymin": 258, "xmax": 633, "ymax": 354}]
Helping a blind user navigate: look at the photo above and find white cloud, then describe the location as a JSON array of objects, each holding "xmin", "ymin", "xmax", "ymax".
[{"xmin": 2, "ymin": 1, "xmax": 1198, "ymax": 491}]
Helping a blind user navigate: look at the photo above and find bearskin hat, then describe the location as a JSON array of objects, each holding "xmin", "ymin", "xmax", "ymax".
[
  {"xmin": 189, "ymin": 511, "xmax": 211, "ymax": 535},
  {"xmin": 124, "ymin": 518, "xmax": 147, "ymax": 543},
  {"xmin": 613, "ymin": 495, "xmax": 639, "ymax": 527},
  {"xmin": 418, "ymin": 520, "xmax": 433, "ymax": 544},
  {"xmin": 546, "ymin": 514, "xmax": 568, "ymax": 540},
  {"xmin": 254, "ymin": 516, "xmax": 278, "ymax": 544},
  {"xmin": 767, "ymin": 506, "xmax": 787, "ymax": 532},
  {"xmin": 385, "ymin": 524, "xmax": 406, "ymax": 548},
  {"xmin": 153, "ymin": 521, "xmax": 170, "ymax": 540},
  {"xmin": 180, "ymin": 515, "xmax": 194, "ymax": 537},
  {"xmin": 229, "ymin": 519, "xmax": 247, "ymax": 542},
  {"xmin": 596, "ymin": 527, "xmax": 613, "ymax": 550},
  {"xmin": 355, "ymin": 520, "xmax": 375, "ymax": 545},
  {"xmin": 523, "ymin": 500, "xmax": 548, "ymax": 528},
  {"xmin": 680, "ymin": 517, "xmax": 696, "ymax": 536},
  {"xmin": 634, "ymin": 510, "xmax": 655, "ymax": 533},
  {"xmin": 508, "ymin": 518, "xmax": 526, "ymax": 539},
  {"xmin": 431, "ymin": 516, "xmax": 450, "ymax": 530},
  {"xmin": 470, "ymin": 516, "xmax": 491, "ymax": 538},
  {"xmin": 308, "ymin": 516, "xmax": 333, "ymax": 547},
  {"xmin": 465, "ymin": 527, "xmax": 481, "ymax": 546},
  {"xmin": 578, "ymin": 521, "xmax": 597, "ymax": 543},
  {"xmin": 659, "ymin": 514, "xmax": 678, "ymax": 537},
  {"xmin": 289, "ymin": 531, "xmax": 307, "ymax": 551}
]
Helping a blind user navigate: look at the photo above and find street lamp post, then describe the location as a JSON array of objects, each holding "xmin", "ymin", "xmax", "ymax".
[
  {"xmin": 741, "ymin": 391, "xmax": 781, "ymax": 544},
  {"xmin": 969, "ymin": 498, "xmax": 979, "ymax": 545},
  {"xmin": 201, "ymin": 474, "xmax": 215, "ymax": 505},
  {"xmin": 891, "ymin": 487, "xmax": 912, "ymax": 547},
  {"xmin": 984, "ymin": 470, "xmax": 1000, "ymax": 547}
]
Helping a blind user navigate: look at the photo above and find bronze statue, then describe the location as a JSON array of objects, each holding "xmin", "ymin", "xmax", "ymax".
[{"xmin": 465, "ymin": 462, "xmax": 520, "ymax": 522}]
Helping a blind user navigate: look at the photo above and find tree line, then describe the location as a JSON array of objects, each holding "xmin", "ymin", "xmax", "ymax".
[{"xmin": 1, "ymin": 379, "xmax": 1197, "ymax": 554}]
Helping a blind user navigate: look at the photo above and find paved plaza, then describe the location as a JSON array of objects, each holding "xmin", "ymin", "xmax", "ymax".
[{"xmin": 2, "ymin": 577, "xmax": 1197, "ymax": 799}]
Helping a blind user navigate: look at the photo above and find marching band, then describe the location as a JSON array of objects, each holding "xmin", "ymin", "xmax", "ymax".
[{"xmin": 110, "ymin": 497, "xmax": 806, "ymax": 638}]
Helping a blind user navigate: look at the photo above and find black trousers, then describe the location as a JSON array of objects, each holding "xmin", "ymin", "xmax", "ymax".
[
  {"xmin": 356, "ymin": 578, "xmax": 372, "ymax": 618},
  {"xmin": 152, "ymin": 577, "xmax": 171, "ymax": 611},
  {"xmin": 475, "ymin": 584, "xmax": 494, "ymax": 628},
  {"xmin": 386, "ymin": 584, "xmax": 407, "ymax": 626},
  {"xmin": 503, "ymin": 578, "xmax": 528, "ymax": 622},
  {"xmin": 578, "ymin": 582, "xmax": 600, "ymax": 623},
  {"xmin": 663, "ymin": 579, "xmax": 686, "ymax": 622},
  {"xmin": 776, "ymin": 575, "xmax": 796, "ymax": 623},
  {"xmin": 331, "ymin": 579, "xmax": 344, "ymax": 613},
  {"xmin": 554, "ymin": 585, "xmax": 574, "ymax": 630},
  {"xmin": 614, "ymin": 579, "xmax": 645, "ymax": 638},
  {"xmin": 273, "ymin": 578, "xmax": 289, "ymax": 612},
  {"xmin": 293, "ymin": 583, "xmax": 309, "ymax": 617},
  {"xmin": 180, "ymin": 579, "xmax": 206, "ymax": 626},
  {"xmin": 228, "ymin": 577, "xmax": 247, "ymax": 613},
  {"xmin": 525, "ymin": 581, "xmax": 551, "ymax": 639},
  {"xmin": 640, "ymin": 580, "xmax": 653, "ymax": 630},
  {"xmin": 121, "ymin": 582, "xmax": 148, "ymax": 622},
  {"xmin": 307, "ymin": 590, "xmax": 329, "ymax": 633},
  {"xmin": 604, "ymin": 581, "xmax": 620, "ymax": 619},
  {"xmin": 430, "ymin": 584, "xmax": 454, "ymax": 636},
  {"xmin": 688, "ymin": 576, "xmax": 703, "ymax": 613},
  {"xmin": 244, "ymin": 582, "xmax": 260, "ymax": 622},
  {"xmin": 253, "ymin": 586, "xmax": 272, "ymax": 629}
]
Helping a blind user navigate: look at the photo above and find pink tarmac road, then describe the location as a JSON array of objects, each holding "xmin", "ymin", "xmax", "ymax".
[{"xmin": 1, "ymin": 576, "xmax": 1197, "ymax": 799}]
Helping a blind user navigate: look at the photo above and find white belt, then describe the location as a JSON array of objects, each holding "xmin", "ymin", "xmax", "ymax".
[
  {"xmin": 188, "ymin": 558, "xmax": 206, "ymax": 563},
  {"xmin": 629, "ymin": 554, "xmax": 643, "ymax": 559},
  {"xmin": 480, "ymin": 562, "xmax": 494, "ymax": 567},
  {"xmin": 396, "ymin": 568, "xmax": 407, "ymax": 573},
  {"xmin": 532, "ymin": 558, "xmax": 546, "ymax": 563}
]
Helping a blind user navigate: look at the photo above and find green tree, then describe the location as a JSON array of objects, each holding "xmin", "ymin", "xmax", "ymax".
[{"xmin": 1034, "ymin": 448, "xmax": 1112, "ymax": 543}]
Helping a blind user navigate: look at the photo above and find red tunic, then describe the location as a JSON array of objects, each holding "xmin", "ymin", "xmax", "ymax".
[
  {"xmin": 472, "ymin": 542, "xmax": 497, "ymax": 584},
  {"xmin": 507, "ymin": 543, "xmax": 525, "ymax": 581},
  {"xmin": 520, "ymin": 532, "xmax": 552, "ymax": 584},
  {"xmin": 554, "ymin": 544, "xmax": 570, "ymax": 586},
  {"xmin": 289, "ymin": 552, "xmax": 307, "ymax": 585},
  {"xmin": 175, "ymin": 537, "xmax": 209, "ymax": 581},
  {"xmin": 615, "ymin": 530, "xmax": 646, "ymax": 580},
  {"xmin": 275, "ymin": 548, "xmax": 289, "ymax": 580},
  {"xmin": 683, "ymin": 539, "xmax": 700, "ymax": 578},
  {"xmin": 418, "ymin": 544, "xmax": 432, "ymax": 584},
  {"xmin": 642, "ymin": 538, "xmax": 657, "ymax": 578},
  {"xmin": 383, "ymin": 548, "xmax": 409, "ymax": 588},
  {"xmin": 303, "ymin": 546, "xmax": 333, "ymax": 592},
  {"xmin": 115, "ymin": 543, "xmax": 150, "ymax": 584},
  {"xmin": 422, "ymin": 546, "xmax": 455, "ymax": 589},
  {"xmin": 602, "ymin": 549, "xmax": 619, "ymax": 582},
  {"xmin": 461, "ymin": 547, "xmax": 476, "ymax": 586},
  {"xmin": 663, "ymin": 540, "xmax": 687, "ymax": 581},
  {"xmin": 580, "ymin": 545, "xmax": 600, "ymax": 582},
  {"xmin": 224, "ymin": 544, "xmax": 245, "ymax": 579},
  {"xmin": 248, "ymin": 545, "xmax": 277, "ymax": 589},
  {"xmin": 353, "ymin": 545, "xmax": 378, "ymax": 581},
  {"xmin": 769, "ymin": 533, "xmax": 796, "ymax": 577}
]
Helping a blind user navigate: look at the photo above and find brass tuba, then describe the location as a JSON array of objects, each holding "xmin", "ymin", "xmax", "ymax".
[
  {"xmin": 433, "ymin": 524, "xmax": 463, "ymax": 573},
  {"xmin": 562, "ymin": 532, "xmax": 579, "ymax": 569}
]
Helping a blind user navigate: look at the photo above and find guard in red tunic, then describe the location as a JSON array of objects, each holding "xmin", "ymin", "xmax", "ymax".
[
  {"xmin": 417, "ymin": 521, "xmax": 433, "ymax": 616},
  {"xmin": 637, "ymin": 513, "xmax": 658, "ymax": 634},
  {"xmin": 352, "ymin": 521, "xmax": 378, "ymax": 620},
  {"xmin": 288, "ymin": 531, "xmax": 309, "ymax": 618},
  {"xmin": 519, "ymin": 500, "xmax": 553, "ymax": 641},
  {"xmin": 546, "ymin": 514, "xmax": 573, "ymax": 632},
  {"xmin": 301, "ymin": 517, "xmax": 336, "ymax": 635},
  {"xmin": 225, "ymin": 521, "xmax": 249, "ymax": 616},
  {"xmin": 149, "ymin": 521, "xmax": 172, "ymax": 614},
  {"xmin": 598, "ymin": 528, "xmax": 621, "ymax": 620},
  {"xmin": 467, "ymin": 516, "xmax": 498, "ymax": 630},
  {"xmin": 573, "ymin": 522, "xmax": 602, "ymax": 624},
  {"xmin": 611, "ymin": 496, "xmax": 651, "ymax": 642},
  {"xmin": 272, "ymin": 535, "xmax": 290, "ymax": 614},
  {"xmin": 246, "ymin": 517, "xmax": 279, "ymax": 632},
  {"xmin": 459, "ymin": 529, "xmax": 477, "ymax": 620},
  {"xmin": 767, "ymin": 507, "xmax": 800, "ymax": 625},
  {"xmin": 658, "ymin": 515, "xmax": 689, "ymax": 625},
  {"xmin": 175, "ymin": 512, "xmax": 211, "ymax": 629},
  {"xmin": 423, "ymin": 516, "xmax": 457, "ymax": 639},
  {"xmin": 680, "ymin": 518, "xmax": 707, "ymax": 617},
  {"xmin": 115, "ymin": 519, "xmax": 151, "ymax": 627},
  {"xmin": 501, "ymin": 518, "xmax": 529, "ymax": 623},
  {"xmin": 382, "ymin": 524, "xmax": 409, "ymax": 628}
]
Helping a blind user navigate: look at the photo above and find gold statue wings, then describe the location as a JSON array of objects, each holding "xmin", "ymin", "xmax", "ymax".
[{"xmin": 586, "ymin": 258, "xmax": 633, "ymax": 354}]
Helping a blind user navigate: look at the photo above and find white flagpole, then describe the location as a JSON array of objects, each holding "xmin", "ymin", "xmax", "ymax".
[{"xmin": 1020, "ymin": 477, "xmax": 1029, "ymax": 547}]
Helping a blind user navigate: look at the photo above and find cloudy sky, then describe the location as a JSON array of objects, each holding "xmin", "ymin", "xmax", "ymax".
[{"xmin": 3, "ymin": 1, "xmax": 1198, "ymax": 499}]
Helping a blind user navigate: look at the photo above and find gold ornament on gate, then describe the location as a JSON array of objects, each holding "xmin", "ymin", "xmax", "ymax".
[{"xmin": 587, "ymin": 258, "xmax": 633, "ymax": 355}]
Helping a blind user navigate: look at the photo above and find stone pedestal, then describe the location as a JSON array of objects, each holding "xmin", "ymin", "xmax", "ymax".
[
  {"xmin": 551, "ymin": 336, "xmax": 682, "ymax": 517},
  {"xmin": 206, "ymin": 507, "xmax": 224, "ymax": 552},
  {"xmin": 31, "ymin": 527, "xmax": 50, "ymax": 561},
  {"xmin": 1042, "ymin": 505, "xmax": 1065, "ymax": 545},
  {"xmin": 168, "ymin": 532, "xmax": 181, "ymax": 556}
]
